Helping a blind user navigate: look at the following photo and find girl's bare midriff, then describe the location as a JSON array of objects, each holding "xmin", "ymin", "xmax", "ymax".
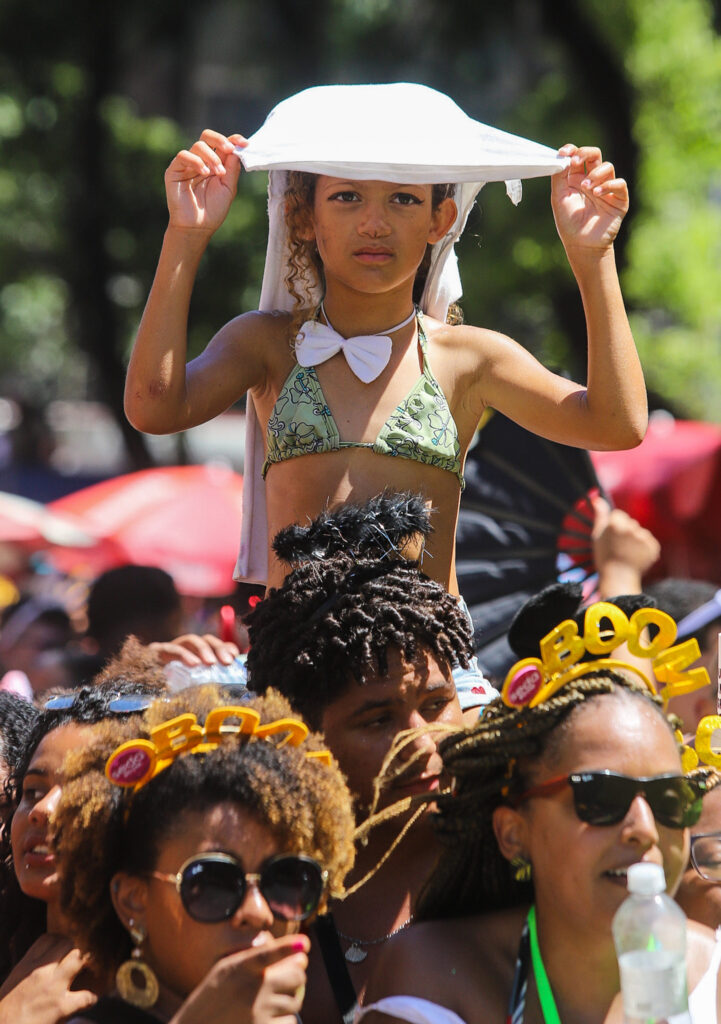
[{"xmin": 264, "ymin": 449, "xmax": 462, "ymax": 593}]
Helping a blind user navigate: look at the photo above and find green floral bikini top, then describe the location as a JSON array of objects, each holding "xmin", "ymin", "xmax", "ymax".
[{"xmin": 263, "ymin": 313, "xmax": 464, "ymax": 487}]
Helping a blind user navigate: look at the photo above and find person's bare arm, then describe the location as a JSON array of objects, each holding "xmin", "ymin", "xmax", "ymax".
[
  {"xmin": 124, "ymin": 129, "xmax": 270, "ymax": 435},
  {"xmin": 591, "ymin": 495, "xmax": 660, "ymax": 597},
  {"xmin": 466, "ymin": 145, "xmax": 647, "ymax": 453}
]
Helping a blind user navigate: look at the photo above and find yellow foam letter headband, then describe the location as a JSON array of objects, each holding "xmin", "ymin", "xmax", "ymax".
[
  {"xmin": 675, "ymin": 715, "xmax": 721, "ymax": 773},
  {"xmin": 105, "ymin": 705, "xmax": 332, "ymax": 791},
  {"xmin": 501, "ymin": 602, "xmax": 711, "ymax": 710}
]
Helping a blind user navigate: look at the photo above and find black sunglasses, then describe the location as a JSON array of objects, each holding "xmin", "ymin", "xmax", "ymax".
[
  {"xmin": 690, "ymin": 831, "xmax": 721, "ymax": 882},
  {"xmin": 513, "ymin": 770, "xmax": 706, "ymax": 829},
  {"xmin": 150, "ymin": 852, "xmax": 327, "ymax": 923}
]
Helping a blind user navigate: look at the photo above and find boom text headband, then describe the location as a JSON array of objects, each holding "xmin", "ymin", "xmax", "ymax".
[
  {"xmin": 501, "ymin": 601, "xmax": 710, "ymax": 710},
  {"xmin": 106, "ymin": 706, "xmax": 332, "ymax": 793}
]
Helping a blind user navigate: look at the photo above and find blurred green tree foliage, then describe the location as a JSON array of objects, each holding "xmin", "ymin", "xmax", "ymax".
[{"xmin": 0, "ymin": 0, "xmax": 719, "ymax": 467}]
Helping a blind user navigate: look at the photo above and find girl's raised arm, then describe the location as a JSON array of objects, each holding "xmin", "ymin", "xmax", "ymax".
[
  {"xmin": 470, "ymin": 144, "xmax": 647, "ymax": 453},
  {"xmin": 125, "ymin": 130, "xmax": 269, "ymax": 435}
]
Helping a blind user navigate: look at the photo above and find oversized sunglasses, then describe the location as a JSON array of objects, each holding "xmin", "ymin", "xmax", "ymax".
[
  {"xmin": 690, "ymin": 831, "xmax": 721, "ymax": 882},
  {"xmin": 150, "ymin": 852, "xmax": 327, "ymax": 923},
  {"xmin": 512, "ymin": 770, "xmax": 705, "ymax": 829}
]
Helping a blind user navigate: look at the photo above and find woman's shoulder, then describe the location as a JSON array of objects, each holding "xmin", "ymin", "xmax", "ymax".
[
  {"xmin": 208, "ymin": 309, "xmax": 296, "ymax": 382},
  {"xmin": 217, "ymin": 308, "xmax": 293, "ymax": 346},
  {"xmin": 363, "ymin": 907, "xmax": 526, "ymax": 1018},
  {"xmin": 420, "ymin": 315, "xmax": 521, "ymax": 370}
]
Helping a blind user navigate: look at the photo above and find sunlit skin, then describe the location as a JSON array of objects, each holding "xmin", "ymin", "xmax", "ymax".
[
  {"xmin": 10, "ymin": 724, "xmax": 96, "ymax": 927},
  {"xmin": 676, "ymin": 782, "xmax": 721, "ymax": 931},
  {"xmin": 126, "ymin": 127, "xmax": 646, "ymax": 596},
  {"xmin": 112, "ymin": 803, "xmax": 304, "ymax": 1022},
  {"xmin": 362, "ymin": 694, "xmax": 720, "ymax": 1024}
]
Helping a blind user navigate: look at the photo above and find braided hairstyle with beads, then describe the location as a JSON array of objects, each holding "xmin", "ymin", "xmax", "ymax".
[
  {"xmin": 416, "ymin": 668, "xmax": 697, "ymax": 921},
  {"xmin": 245, "ymin": 493, "xmax": 472, "ymax": 729}
]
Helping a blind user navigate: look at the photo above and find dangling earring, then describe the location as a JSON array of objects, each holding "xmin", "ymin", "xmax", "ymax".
[
  {"xmin": 115, "ymin": 919, "xmax": 159, "ymax": 1009},
  {"xmin": 511, "ymin": 855, "xmax": 532, "ymax": 883}
]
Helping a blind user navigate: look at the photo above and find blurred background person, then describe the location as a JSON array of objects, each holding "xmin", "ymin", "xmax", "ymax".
[{"xmin": 0, "ymin": 599, "xmax": 74, "ymax": 697}]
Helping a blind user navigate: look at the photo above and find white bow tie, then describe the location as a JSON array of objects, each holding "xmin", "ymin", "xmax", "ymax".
[{"xmin": 294, "ymin": 307, "xmax": 416, "ymax": 384}]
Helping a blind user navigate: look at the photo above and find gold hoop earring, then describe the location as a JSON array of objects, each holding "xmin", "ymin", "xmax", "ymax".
[
  {"xmin": 511, "ymin": 855, "xmax": 532, "ymax": 883},
  {"xmin": 115, "ymin": 919, "xmax": 159, "ymax": 1009}
]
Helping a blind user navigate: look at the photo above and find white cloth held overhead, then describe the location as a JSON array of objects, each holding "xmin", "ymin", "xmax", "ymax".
[{"xmin": 233, "ymin": 83, "xmax": 570, "ymax": 584}]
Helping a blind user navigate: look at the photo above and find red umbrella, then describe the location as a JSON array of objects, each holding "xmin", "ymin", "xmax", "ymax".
[
  {"xmin": 591, "ymin": 417, "xmax": 721, "ymax": 582},
  {"xmin": 0, "ymin": 491, "xmax": 94, "ymax": 547},
  {"xmin": 47, "ymin": 465, "xmax": 244, "ymax": 596}
]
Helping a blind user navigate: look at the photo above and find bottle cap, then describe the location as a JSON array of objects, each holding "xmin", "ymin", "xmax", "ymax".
[{"xmin": 627, "ymin": 862, "xmax": 665, "ymax": 895}]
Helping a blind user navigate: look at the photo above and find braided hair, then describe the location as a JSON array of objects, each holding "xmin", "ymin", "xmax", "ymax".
[
  {"xmin": 416, "ymin": 669, "xmax": 685, "ymax": 921},
  {"xmin": 246, "ymin": 493, "xmax": 472, "ymax": 729}
]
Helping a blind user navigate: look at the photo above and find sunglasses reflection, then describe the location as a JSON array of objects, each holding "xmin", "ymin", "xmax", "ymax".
[{"xmin": 152, "ymin": 853, "xmax": 326, "ymax": 923}]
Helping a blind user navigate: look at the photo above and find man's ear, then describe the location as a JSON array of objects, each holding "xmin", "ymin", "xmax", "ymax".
[
  {"xmin": 111, "ymin": 871, "xmax": 149, "ymax": 931},
  {"xmin": 493, "ymin": 804, "xmax": 530, "ymax": 863},
  {"xmin": 428, "ymin": 198, "xmax": 457, "ymax": 244}
]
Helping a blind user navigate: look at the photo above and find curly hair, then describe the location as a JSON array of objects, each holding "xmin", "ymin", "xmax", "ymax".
[
  {"xmin": 52, "ymin": 686, "xmax": 355, "ymax": 979},
  {"xmin": 0, "ymin": 667, "xmax": 167, "ymax": 981},
  {"xmin": 245, "ymin": 494, "xmax": 472, "ymax": 729},
  {"xmin": 92, "ymin": 636, "xmax": 172, "ymax": 692},
  {"xmin": 414, "ymin": 670, "xmax": 692, "ymax": 921},
  {"xmin": 283, "ymin": 172, "xmax": 461, "ymax": 338},
  {"xmin": 0, "ymin": 695, "xmax": 39, "ymax": 783}
]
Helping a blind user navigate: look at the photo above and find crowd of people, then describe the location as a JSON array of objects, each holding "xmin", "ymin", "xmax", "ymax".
[{"xmin": 1, "ymin": 82, "xmax": 720, "ymax": 1023}]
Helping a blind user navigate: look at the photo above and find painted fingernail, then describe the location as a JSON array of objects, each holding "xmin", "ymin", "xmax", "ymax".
[
  {"xmin": 292, "ymin": 939, "xmax": 307, "ymax": 952},
  {"xmin": 581, "ymin": 179, "xmax": 591, "ymax": 188},
  {"xmin": 593, "ymin": 186, "xmax": 603, "ymax": 194}
]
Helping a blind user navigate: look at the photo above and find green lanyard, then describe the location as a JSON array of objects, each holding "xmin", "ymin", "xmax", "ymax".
[{"xmin": 528, "ymin": 906, "xmax": 562, "ymax": 1024}]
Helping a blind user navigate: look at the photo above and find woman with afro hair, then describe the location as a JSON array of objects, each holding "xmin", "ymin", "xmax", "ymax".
[{"xmin": 53, "ymin": 685, "xmax": 355, "ymax": 1024}]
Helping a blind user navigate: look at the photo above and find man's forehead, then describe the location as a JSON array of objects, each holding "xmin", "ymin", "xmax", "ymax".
[{"xmin": 326, "ymin": 654, "xmax": 455, "ymax": 716}]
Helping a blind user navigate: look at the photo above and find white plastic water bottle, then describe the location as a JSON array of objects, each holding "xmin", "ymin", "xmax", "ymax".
[
  {"xmin": 163, "ymin": 654, "xmax": 249, "ymax": 694},
  {"xmin": 612, "ymin": 862, "xmax": 690, "ymax": 1024}
]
